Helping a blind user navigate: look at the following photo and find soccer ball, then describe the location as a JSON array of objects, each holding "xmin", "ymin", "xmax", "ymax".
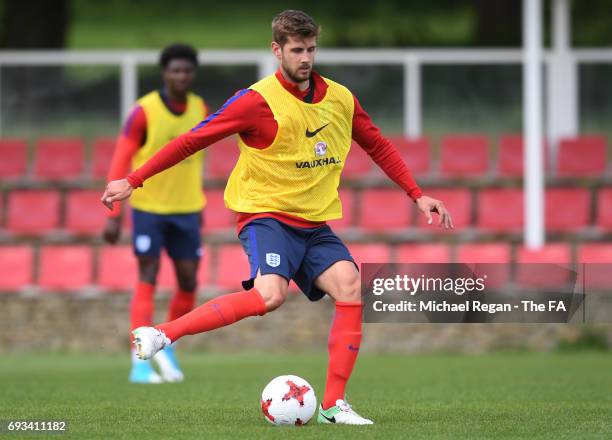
[{"xmin": 260, "ymin": 375, "xmax": 317, "ymax": 426}]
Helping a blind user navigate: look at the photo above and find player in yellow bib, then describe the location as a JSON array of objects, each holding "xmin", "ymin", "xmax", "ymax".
[
  {"xmin": 224, "ymin": 73, "xmax": 353, "ymax": 220},
  {"xmin": 103, "ymin": 44, "xmax": 207, "ymax": 384},
  {"xmin": 102, "ymin": 12, "xmax": 453, "ymax": 423}
]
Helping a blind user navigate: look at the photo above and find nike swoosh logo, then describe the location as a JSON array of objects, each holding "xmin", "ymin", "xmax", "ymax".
[
  {"xmin": 348, "ymin": 344, "xmax": 360, "ymax": 351},
  {"xmin": 321, "ymin": 413, "xmax": 336, "ymax": 423},
  {"xmin": 305, "ymin": 123, "xmax": 329, "ymax": 138}
]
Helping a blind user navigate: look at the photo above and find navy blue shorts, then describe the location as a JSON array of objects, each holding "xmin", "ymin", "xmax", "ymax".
[
  {"xmin": 238, "ymin": 218, "xmax": 356, "ymax": 301},
  {"xmin": 132, "ymin": 209, "xmax": 202, "ymax": 260}
]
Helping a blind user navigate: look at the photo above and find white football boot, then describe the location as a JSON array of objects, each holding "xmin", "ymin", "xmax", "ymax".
[
  {"xmin": 132, "ymin": 327, "xmax": 170, "ymax": 360},
  {"xmin": 318, "ymin": 399, "xmax": 374, "ymax": 425}
]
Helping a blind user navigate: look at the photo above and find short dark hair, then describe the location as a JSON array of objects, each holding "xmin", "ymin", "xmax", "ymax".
[
  {"xmin": 272, "ymin": 10, "xmax": 320, "ymax": 46},
  {"xmin": 159, "ymin": 43, "xmax": 198, "ymax": 69}
]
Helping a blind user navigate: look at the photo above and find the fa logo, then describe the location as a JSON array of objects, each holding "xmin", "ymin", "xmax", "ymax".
[
  {"xmin": 266, "ymin": 253, "xmax": 281, "ymax": 267},
  {"xmin": 135, "ymin": 235, "xmax": 151, "ymax": 253},
  {"xmin": 314, "ymin": 141, "xmax": 327, "ymax": 156}
]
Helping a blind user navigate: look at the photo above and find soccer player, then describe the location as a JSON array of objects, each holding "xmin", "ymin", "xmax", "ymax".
[
  {"xmin": 103, "ymin": 43, "xmax": 208, "ymax": 384},
  {"xmin": 102, "ymin": 11, "xmax": 452, "ymax": 423}
]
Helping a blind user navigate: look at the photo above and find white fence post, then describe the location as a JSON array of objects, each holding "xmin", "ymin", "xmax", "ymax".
[
  {"xmin": 120, "ymin": 55, "xmax": 137, "ymax": 123},
  {"xmin": 258, "ymin": 54, "xmax": 277, "ymax": 79},
  {"xmin": 523, "ymin": 0, "xmax": 545, "ymax": 249},
  {"xmin": 404, "ymin": 56, "xmax": 421, "ymax": 138},
  {"xmin": 547, "ymin": 0, "xmax": 577, "ymax": 157}
]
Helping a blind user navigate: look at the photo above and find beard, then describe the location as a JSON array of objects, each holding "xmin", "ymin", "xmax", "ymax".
[{"xmin": 282, "ymin": 61, "xmax": 311, "ymax": 84}]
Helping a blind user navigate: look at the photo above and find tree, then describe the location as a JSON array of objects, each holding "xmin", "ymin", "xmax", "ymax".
[
  {"xmin": 473, "ymin": 0, "xmax": 522, "ymax": 46},
  {"xmin": 1, "ymin": 0, "xmax": 70, "ymax": 48}
]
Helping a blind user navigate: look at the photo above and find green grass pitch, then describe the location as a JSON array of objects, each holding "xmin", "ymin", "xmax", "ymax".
[{"xmin": 0, "ymin": 352, "xmax": 610, "ymax": 439}]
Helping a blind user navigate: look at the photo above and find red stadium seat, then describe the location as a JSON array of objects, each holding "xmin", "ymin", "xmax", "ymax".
[
  {"xmin": 6, "ymin": 190, "xmax": 61, "ymax": 234},
  {"xmin": 32, "ymin": 137, "xmax": 85, "ymax": 181},
  {"xmin": 577, "ymin": 243, "xmax": 612, "ymax": 290},
  {"xmin": 121, "ymin": 205, "xmax": 132, "ymax": 232},
  {"xmin": 595, "ymin": 188, "xmax": 612, "ymax": 231},
  {"xmin": 557, "ymin": 135, "xmax": 606, "ymax": 177},
  {"xmin": 545, "ymin": 188, "xmax": 590, "ymax": 231},
  {"xmin": 348, "ymin": 244, "xmax": 391, "ymax": 267},
  {"xmin": 515, "ymin": 244, "xmax": 572, "ymax": 288},
  {"xmin": 0, "ymin": 246, "xmax": 33, "ymax": 291},
  {"xmin": 38, "ymin": 245, "xmax": 93, "ymax": 291},
  {"xmin": 216, "ymin": 245, "xmax": 251, "ymax": 290},
  {"xmin": 440, "ymin": 135, "xmax": 489, "ymax": 176},
  {"xmin": 97, "ymin": 245, "xmax": 137, "ymax": 291},
  {"xmin": 456, "ymin": 243, "xmax": 511, "ymax": 287},
  {"xmin": 98, "ymin": 246, "xmax": 211, "ymax": 292},
  {"xmin": 65, "ymin": 190, "xmax": 108, "ymax": 235},
  {"xmin": 349, "ymin": 244, "xmax": 391, "ymax": 289},
  {"xmin": 396, "ymin": 244, "xmax": 450, "ymax": 263},
  {"xmin": 205, "ymin": 137, "xmax": 240, "ymax": 180},
  {"xmin": 517, "ymin": 243, "xmax": 571, "ymax": 264},
  {"xmin": 197, "ymin": 248, "xmax": 212, "ymax": 289},
  {"xmin": 157, "ymin": 249, "xmax": 212, "ymax": 291},
  {"xmin": 497, "ymin": 135, "xmax": 548, "ymax": 177},
  {"xmin": 157, "ymin": 247, "xmax": 211, "ymax": 291},
  {"xmin": 202, "ymin": 189, "xmax": 234, "ymax": 232},
  {"xmin": 389, "ymin": 136, "xmax": 430, "ymax": 175},
  {"xmin": 0, "ymin": 139, "xmax": 28, "ymax": 180},
  {"xmin": 477, "ymin": 188, "xmax": 523, "ymax": 232},
  {"xmin": 358, "ymin": 189, "xmax": 411, "ymax": 230},
  {"xmin": 578, "ymin": 243, "xmax": 612, "ymax": 263},
  {"xmin": 343, "ymin": 142, "xmax": 372, "ymax": 177},
  {"xmin": 91, "ymin": 137, "xmax": 116, "ymax": 180},
  {"xmin": 394, "ymin": 244, "xmax": 451, "ymax": 285},
  {"xmin": 328, "ymin": 188, "xmax": 355, "ymax": 231},
  {"xmin": 415, "ymin": 188, "xmax": 471, "ymax": 230},
  {"xmin": 456, "ymin": 243, "xmax": 510, "ymax": 263},
  {"xmin": 157, "ymin": 253, "xmax": 181, "ymax": 290}
]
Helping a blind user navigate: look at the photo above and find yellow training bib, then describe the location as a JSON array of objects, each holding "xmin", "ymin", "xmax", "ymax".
[
  {"xmin": 224, "ymin": 74, "xmax": 354, "ymax": 221},
  {"xmin": 131, "ymin": 91, "xmax": 206, "ymax": 214}
]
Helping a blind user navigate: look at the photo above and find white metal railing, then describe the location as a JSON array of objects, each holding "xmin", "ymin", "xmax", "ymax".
[
  {"xmin": 1, "ymin": 46, "xmax": 612, "ymax": 250},
  {"xmin": 1, "ymin": 48, "xmax": 612, "ymax": 138}
]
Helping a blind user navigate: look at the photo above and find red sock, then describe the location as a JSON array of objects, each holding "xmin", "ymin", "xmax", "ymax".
[
  {"xmin": 130, "ymin": 282, "xmax": 155, "ymax": 341},
  {"xmin": 167, "ymin": 289, "xmax": 196, "ymax": 321},
  {"xmin": 156, "ymin": 288, "xmax": 267, "ymax": 342},
  {"xmin": 322, "ymin": 301, "xmax": 362, "ymax": 409}
]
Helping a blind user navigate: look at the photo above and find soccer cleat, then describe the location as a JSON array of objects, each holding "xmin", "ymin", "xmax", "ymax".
[
  {"xmin": 129, "ymin": 350, "xmax": 163, "ymax": 384},
  {"xmin": 317, "ymin": 399, "xmax": 374, "ymax": 425},
  {"xmin": 132, "ymin": 327, "xmax": 171, "ymax": 360},
  {"xmin": 153, "ymin": 344, "xmax": 184, "ymax": 383}
]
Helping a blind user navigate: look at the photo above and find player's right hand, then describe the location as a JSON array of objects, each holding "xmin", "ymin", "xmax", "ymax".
[
  {"xmin": 101, "ymin": 178, "xmax": 134, "ymax": 210},
  {"xmin": 103, "ymin": 217, "xmax": 122, "ymax": 244}
]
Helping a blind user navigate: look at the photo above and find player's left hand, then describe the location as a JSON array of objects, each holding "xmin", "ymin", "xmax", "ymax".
[
  {"xmin": 101, "ymin": 179, "xmax": 133, "ymax": 210},
  {"xmin": 416, "ymin": 195, "xmax": 454, "ymax": 229}
]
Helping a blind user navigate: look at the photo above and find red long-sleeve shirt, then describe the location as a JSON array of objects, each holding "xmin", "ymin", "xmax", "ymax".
[
  {"xmin": 106, "ymin": 92, "xmax": 207, "ymax": 217},
  {"xmin": 127, "ymin": 70, "xmax": 423, "ymax": 231}
]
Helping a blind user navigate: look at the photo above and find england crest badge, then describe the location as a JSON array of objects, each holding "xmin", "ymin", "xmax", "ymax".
[
  {"xmin": 314, "ymin": 141, "xmax": 327, "ymax": 156},
  {"xmin": 266, "ymin": 253, "xmax": 281, "ymax": 267}
]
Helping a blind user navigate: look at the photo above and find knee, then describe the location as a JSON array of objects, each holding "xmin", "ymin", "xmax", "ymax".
[
  {"xmin": 334, "ymin": 274, "xmax": 361, "ymax": 303},
  {"xmin": 253, "ymin": 274, "xmax": 289, "ymax": 311},
  {"xmin": 176, "ymin": 272, "xmax": 197, "ymax": 292},
  {"xmin": 258, "ymin": 287, "xmax": 287, "ymax": 311},
  {"xmin": 172, "ymin": 259, "xmax": 199, "ymax": 292},
  {"xmin": 138, "ymin": 258, "xmax": 160, "ymax": 285}
]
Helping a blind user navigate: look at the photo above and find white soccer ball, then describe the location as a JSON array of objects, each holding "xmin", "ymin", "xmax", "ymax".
[{"xmin": 260, "ymin": 375, "xmax": 317, "ymax": 426}]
